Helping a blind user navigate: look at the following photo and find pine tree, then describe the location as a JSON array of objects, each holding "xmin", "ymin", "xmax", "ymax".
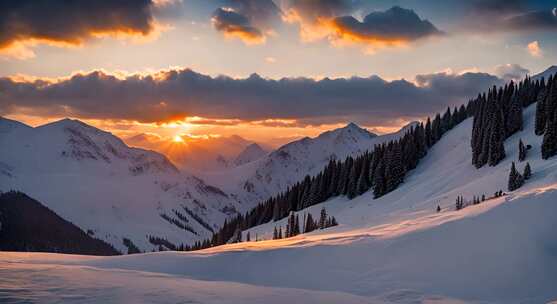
[
  {"xmin": 273, "ymin": 226, "xmax": 278, "ymax": 240},
  {"xmin": 304, "ymin": 213, "xmax": 316, "ymax": 233},
  {"xmin": 346, "ymin": 162, "xmax": 359, "ymax": 199},
  {"xmin": 356, "ymin": 159, "xmax": 370, "ymax": 195},
  {"xmin": 294, "ymin": 215, "xmax": 300, "ymax": 236},
  {"xmin": 523, "ymin": 162, "xmax": 532, "ymax": 180},
  {"xmin": 373, "ymin": 159, "xmax": 386, "ymax": 198},
  {"xmin": 541, "ymin": 110, "xmax": 557, "ymax": 159},
  {"xmin": 506, "ymin": 93, "xmax": 523, "ymax": 137},
  {"xmin": 319, "ymin": 207, "xmax": 327, "ymax": 229},
  {"xmin": 488, "ymin": 109, "xmax": 506, "ymax": 166},
  {"xmin": 246, "ymin": 232, "xmax": 251, "ymax": 242},
  {"xmin": 278, "ymin": 226, "xmax": 283, "ymax": 239},
  {"xmin": 436, "ymin": 205, "xmax": 441, "ymax": 213},
  {"xmin": 518, "ymin": 139, "xmax": 526, "ymax": 161},
  {"xmin": 535, "ymin": 85, "xmax": 548, "ymax": 135},
  {"xmin": 508, "ymin": 162, "xmax": 524, "ymax": 191}
]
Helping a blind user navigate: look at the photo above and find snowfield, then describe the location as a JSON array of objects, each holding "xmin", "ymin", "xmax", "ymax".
[{"xmin": 1, "ymin": 104, "xmax": 557, "ymax": 303}]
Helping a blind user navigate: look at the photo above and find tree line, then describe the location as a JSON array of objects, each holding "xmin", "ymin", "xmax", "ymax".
[
  {"xmin": 536, "ymin": 75, "xmax": 557, "ymax": 159},
  {"xmin": 185, "ymin": 99, "xmax": 474, "ymax": 251},
  {"xmin": 184, "ymin": 72, "xmax": 556, "ymax": 252},
  {"xmin": 471, "ymin": 76, "xmax": 545, "ymax": 168}
]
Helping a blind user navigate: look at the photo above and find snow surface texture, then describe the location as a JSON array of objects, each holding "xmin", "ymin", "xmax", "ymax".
[
  {"xmin": 1, "ymin": 104, "xmax": 556, "ymax": 303},
  {"xmin": 0, "ymin": 117, "xmax": 240, "ymax": 253},
  {"xmin": 200, "ymin": 122, "xmax": 417, "ymax": 205}
]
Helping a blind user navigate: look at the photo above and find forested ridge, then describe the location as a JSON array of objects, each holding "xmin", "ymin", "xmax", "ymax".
[{"xmin": 181, "ymin": 72, "xmax": 557, "ymax": 252}]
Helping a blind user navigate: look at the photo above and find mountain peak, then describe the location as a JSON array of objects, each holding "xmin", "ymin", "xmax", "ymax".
[
  {"xmin": 335, "ymin": 122, "xmax": 377, "ymax": 138},
  {"xmin": 234, "ymin": 143, "xmax": 267, "ymax": 166},
  {"xmin": 533, "ymin": 65, "xmax": 557, "ymax": 81}
]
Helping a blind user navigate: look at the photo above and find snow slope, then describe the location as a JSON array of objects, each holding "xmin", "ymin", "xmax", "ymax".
[
  {"xmin": 2, "ymin": 104, "xmax": 554, "ymax": 303},
  {"xmin": 0, "ymin": 118, "xmax": 240, "ymax": 253},
  {"xmin": 200, "ymin": 122, "xmax": 417, "ymax": 207},
  {"xmin": 1, "ymin": 105, "xmax": 557, "ymax": 303}
]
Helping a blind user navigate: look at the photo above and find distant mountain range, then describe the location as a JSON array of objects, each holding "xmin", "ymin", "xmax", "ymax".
[
  {"xmin": 126, "ymin": 132, "xmax": 269, "ymax": 172},
  {"xmin": 198, "ymin": 121, "xmax": 418, "ymax": 205},
  {"xmin": 0, "ymin": 115, "xmax": 416, "ymax": 253}
]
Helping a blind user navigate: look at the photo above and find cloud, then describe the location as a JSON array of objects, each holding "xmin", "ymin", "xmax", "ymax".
[
  {"xmin": 265, "ymin": 57, "xmax": 277, "ymax": 63},
  {"xmin": 211, "ymin": 0, "xmax": 281, "ymax": 44},
  {"xmin": 212, "ymin": 8, "xmax": 266, "ymax": 44},
  {"xmin": 0, "ymin": 0, "xmax": 161, "ymax": 59},
  {"xmin": 493, "ymin": 64, "xmax": 530, "ymax": 81},
  {"xmin": 462, "ymin": 1, "xmax": 557, "ymax": 33},
  {"xmin": 330, "ymin": 6, "xmax": 443, "ymax": 50},
  {"xmin": 528, "ymin": 41, "xmax": 543, "ymax": 57},
  {"xmin": 282, "ymin": 3, "xmax": 443, "ymax": 52},
  {"xmin": 0, "ymin": 68, "xmax": 505, "ymax": 128}
]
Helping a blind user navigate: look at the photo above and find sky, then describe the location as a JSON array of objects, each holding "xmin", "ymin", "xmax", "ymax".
[{"xmin": 1, "ymin": 0, "xmax": 556, "ymax": 147}]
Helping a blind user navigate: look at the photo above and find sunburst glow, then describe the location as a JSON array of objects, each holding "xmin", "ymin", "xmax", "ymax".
[{"xmin": 173, "ymin": 135, "xmax": 184, "ymax": 143}]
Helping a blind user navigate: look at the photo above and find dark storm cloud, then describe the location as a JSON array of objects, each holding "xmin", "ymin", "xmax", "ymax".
[
  {"xmin": 283, "ymin": 0, "xmax": 355, "ymax": 19},
  {"xmin": 0, "ymin": 0, "xmax": 158, "ymax": 50},
  {"xmin": 332, "ymin": 6, "xmax": 443, "ymax": 42},
  {"xmin": 502, "ymin": 10, "xmax": 557, "ymax": 31},
  {"xmin": 211, "ymin": 8, "xmax": 266, "ymax": 44},
  {"xmin": 0, "ymin": 69, "xmax": 505, "ymax": 127},
  {"xmin": 211, "ymin": 0, "xmax": 280, "ymax": 44},
  {"xmin": 462, "ymin": 0, "xmax": 557, "ymax": 32}
]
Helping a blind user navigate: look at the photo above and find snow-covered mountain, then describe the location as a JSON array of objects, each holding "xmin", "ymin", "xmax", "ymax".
[
  {"xmin": 0, "ymin": 117, "xmax": 240, "ymax": 253},
  {"xmin": 201, "ymin": 122, "xmax": 417, "ymax": 206},
  {"xmin": 126, "ymin": 133, "xmax": 260, "ymax": 172},
  {"xmin": 233, "ymin": 143, "xmax": 268, "ymax": 166},
  {"xmin": 5, "ymin": 102, "xmax": 557, "ymax": 303},
  {"xmin": 533, "ymin": 65, "xmax": 557, "ymax": 81}
]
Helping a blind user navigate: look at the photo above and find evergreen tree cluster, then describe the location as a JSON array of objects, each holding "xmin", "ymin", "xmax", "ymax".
[
  {"xmin": 273, "ymin": 208, "xmax": 338, "ymax": 240},
  {"xmin": 508, "ymin": 161, "xmax": 532, "ymax": 191},
  {"xmin": 470, "ymin": 77, "xmax": 545, "ymax": 168},
  {"xmin": 536, "ymin": 75, "xmax": 557, "ymax": 159},
  {"xmin": 454, "ymin": 190, "xmax": 504, "ymax": 212}
]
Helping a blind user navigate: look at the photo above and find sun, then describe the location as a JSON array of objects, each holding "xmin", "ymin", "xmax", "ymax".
[{"xmin": 173, "ymin": 135, "xmax": 184, "ymax": 143}]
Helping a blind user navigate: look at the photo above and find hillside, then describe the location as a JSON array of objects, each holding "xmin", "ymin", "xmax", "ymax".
[
  {"xmin": 0, "ymin": 117, "xmax": 241, "ymax": 253},
  {"xmin": 2, "ymin": 103, "xmax": 556, "ymax": 302},
  {"xmin": 0, "ymin": 191, "xmax": 119, "ymax": 255},
  {"xmin": 200, "ymin": 122, "xmax": 417, "ymax": 205}
]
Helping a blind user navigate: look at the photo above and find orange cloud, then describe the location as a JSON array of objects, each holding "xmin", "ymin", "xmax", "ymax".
[
  {"xmin": 527, "ymin": 41, "xmax": 542, "ymax": 58},
  {"xmin": 283, "ymin": 6, "xmax": 442, "ymax": 53},
  {"xmin": 211, "ymin": 7, "xmax": 267, "ymax": 45},
  {"xmin": 0, "ymin": 0, "xmax": 162, "ymax": 60}
]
